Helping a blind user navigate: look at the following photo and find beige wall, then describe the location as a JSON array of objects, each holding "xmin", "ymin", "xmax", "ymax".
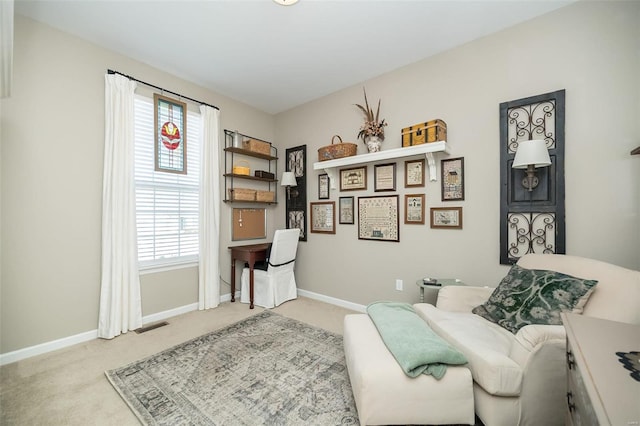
[
  {"xmin": 274, "ymin": 1, "xmax": 640, "ymax": 305},
  {"xmin": 0, "ymin": 16, "xmax": 277, "ymax": 353},
  {"xmin": 1, "ymin": 1, "xmax": 639, "ymax": 355}
]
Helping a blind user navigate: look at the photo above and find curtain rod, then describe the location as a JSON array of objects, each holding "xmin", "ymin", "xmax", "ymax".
[{"xmin": 107, "ymin": 69, "xmax": 219, "ymax": 111}]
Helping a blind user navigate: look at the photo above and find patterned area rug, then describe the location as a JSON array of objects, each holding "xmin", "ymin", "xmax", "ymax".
[{"xmin": 106, "ymin": 311, "xmax": 359, "ymax": 425}]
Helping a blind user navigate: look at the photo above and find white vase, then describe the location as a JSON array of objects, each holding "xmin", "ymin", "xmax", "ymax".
[{"xmin": 365, "ymin": 136, "xmax": 382, "ymax": 153}]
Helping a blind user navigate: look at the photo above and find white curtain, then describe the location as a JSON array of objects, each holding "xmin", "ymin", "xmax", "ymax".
[
  {"xmin": 198, "ymin": 105, "xmax": 221, "ymax": 309},
  {"xmin": 98, "ymin": 73, "xmax": 142, "ymax": 339},
  {"xmin": 0, "ymin": 0, "xmax": 13, "ymax": 98}
]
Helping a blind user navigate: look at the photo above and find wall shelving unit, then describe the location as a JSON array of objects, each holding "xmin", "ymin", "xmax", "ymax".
[{"xmin": 223, "ymin": 129, "xmax": 278, "ymax": 204}]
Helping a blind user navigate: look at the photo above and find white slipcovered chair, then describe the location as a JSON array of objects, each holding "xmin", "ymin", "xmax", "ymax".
[{"xmin": 240, "ymin": 228, "xmax": 301, "ymax": 308}]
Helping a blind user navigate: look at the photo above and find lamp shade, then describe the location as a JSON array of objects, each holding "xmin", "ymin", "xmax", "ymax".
[
  {"xmin": 281, "ymin": 172, "xmax": 297, "ymax": 187},
  {"xmin": 512, "ymin": 139, "xmax": 551, "ymax": 169}
]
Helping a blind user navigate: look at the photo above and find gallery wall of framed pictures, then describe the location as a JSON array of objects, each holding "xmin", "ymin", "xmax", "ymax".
[{"xmin": 309, "ymin": 153, "xmax": 466, "ymax": 241}]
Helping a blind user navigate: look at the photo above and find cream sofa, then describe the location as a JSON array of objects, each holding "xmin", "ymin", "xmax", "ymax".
[{"xmin": 344, "ymin": 254, "xmax": 640, "ymax": 426}]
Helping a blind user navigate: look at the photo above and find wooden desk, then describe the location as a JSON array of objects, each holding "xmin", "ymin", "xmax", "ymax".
[{"xmin": 229, "ymin": 243, "xmax": 270, "ymax": 309}]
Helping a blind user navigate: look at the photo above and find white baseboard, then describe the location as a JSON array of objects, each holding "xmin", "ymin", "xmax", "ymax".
[
  {"xmin": 0, "ymin": 302, "xmax": 200, "ymax": 366},
  {"xmin": 297, "ymin": 289, "xmax": 367, "ymax": 313},
  {"xmin": 0, "ymin": 329, "xmax": 99, "ymax": 366},
  {"xmin": 0, "ymin": 290, "xmax": 359, "ymax": 366},
  {"xmin": 140, "ymin": 302, "xmax": 199, "ymax": 325}
]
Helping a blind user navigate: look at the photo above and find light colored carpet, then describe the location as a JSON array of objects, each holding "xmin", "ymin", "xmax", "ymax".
[
  {"xmin": 0, "ymin": 297, "xmax": 358, "ymax": 425},
  {"xmin": 106, "ymin": 311, "xmax": 358, "ymax": 425}
]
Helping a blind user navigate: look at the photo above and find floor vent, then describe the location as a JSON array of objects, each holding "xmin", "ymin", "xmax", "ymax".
[{"xmin": 135, "ymin": 321, "xmax": 169, "ymax": 334}]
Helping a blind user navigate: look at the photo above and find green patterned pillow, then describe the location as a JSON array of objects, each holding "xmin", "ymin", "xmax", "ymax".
[{"xmin": 472, "ymin": 264, "xmax": 598, "ymax": 333}]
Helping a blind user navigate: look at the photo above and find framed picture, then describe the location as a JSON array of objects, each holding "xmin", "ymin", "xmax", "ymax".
[
  {"xmin": 404, "ymin": 194, "xmax": 425, "ymax": 224},
  {"xmin": 441, "ymin": 157, "xmax": 465, "ymax": 201},
  {"xmin": 430, "ymin": 207, "xmax": 463, "ymax": 229},
  {"xmin": 318, "ymin": 173, "xmax": 330, "ymax": 199},
  {"xmin": 310, "ymin": 201, "xmax": 336, "ymax": 234},
  {"xmin": 340, "ymin": 166, "xmax": 367, "ymax": 191},
  {"xmin": 154, "ymin": 94, "xmax": 187, "ymax": 174},
  {"xmin": 358, "ymin": 195, "xmax": 400, "ymax": 242},
  {"xmin": 339, "ymin": 196, "xmax": 355, "ymax": 224},
  {"xmin": 374, "ymin": 163, "xmax": 396, "ymax": 192},
  {"xmin": 405, "ymin": 159, "xmax": 425, "ymax": 187},
  {"xmin": 288, "ymin": 210, "xmax": 306, "ymax": 240}
]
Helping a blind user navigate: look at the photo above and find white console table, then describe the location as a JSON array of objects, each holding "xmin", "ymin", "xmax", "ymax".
[{"xmin": 562, "ymin": 313, "xmax": 640, "ymax": 426}]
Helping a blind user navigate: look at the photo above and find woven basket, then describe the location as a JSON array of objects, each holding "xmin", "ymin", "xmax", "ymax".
[
  {"xmin": 228, "ymin": 188, "xmax": 256, "ymax": 201},
  {"xmin": 232, "ymin": 160, "xmax": 250, "ymax": 176},
  {"xmin": 318, "ymin": 135, "xmax": 358, "ymax": 162}
]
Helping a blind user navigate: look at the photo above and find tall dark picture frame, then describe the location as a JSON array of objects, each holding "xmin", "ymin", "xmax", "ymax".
[{"xmin": 285, "ymin": 145, "xmax": 307, "ymax": 241}]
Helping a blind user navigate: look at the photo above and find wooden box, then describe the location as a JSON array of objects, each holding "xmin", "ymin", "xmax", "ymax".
[
  {"xmin": 254, "ymin": 170, "xmax": 275, "ymax": 179},
  {"xmin": 228, "ymin": 188, "xmax": 256, "ymax": 201},
  {"xmin": 242, "ymin": 138, "xmax": 271, "ymax": 155},
  {"xmin": 256, "ymin": 190, "xmax": 275, "ymax": 203},
  {"xmin": 401, "ymin": 119, "xmax": 447, "ymax": 147}
]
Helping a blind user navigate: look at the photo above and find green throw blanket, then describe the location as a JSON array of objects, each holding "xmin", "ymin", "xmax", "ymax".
[{"xmin": 367, "ymin": 302, "xmax": 467, "ymax": 380}]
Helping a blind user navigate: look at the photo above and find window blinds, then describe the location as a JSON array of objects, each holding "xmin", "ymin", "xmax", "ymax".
[{"xmin": 134, "ymin": 95, "xmax": 200, "ymax": 269}]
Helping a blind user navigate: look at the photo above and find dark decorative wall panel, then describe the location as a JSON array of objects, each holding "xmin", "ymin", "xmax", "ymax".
[
  {"xmin": 285, "ymin": 145, "xmax": 307, "ymax": 241},
  {"xmin": 499, "ymin": 90, "xmax": 565, "ymax": 264}
]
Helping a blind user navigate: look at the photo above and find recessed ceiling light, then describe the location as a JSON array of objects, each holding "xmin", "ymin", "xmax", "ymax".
[{"xmin": 273, "ymin": 0, "xmax": 299, "ymax": 5}]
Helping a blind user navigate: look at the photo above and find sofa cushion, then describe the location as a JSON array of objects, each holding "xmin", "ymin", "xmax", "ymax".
[
  {"xmin": 472, "ymin": 264, "xmax": 598, "ymax": 333},
  {"xmin": 517, "ymin": 254, "xmax": 640, "ymax": 324},
  {"xmin": 414, "ymin": 303, "xmax": 523, "ymax": 396}
]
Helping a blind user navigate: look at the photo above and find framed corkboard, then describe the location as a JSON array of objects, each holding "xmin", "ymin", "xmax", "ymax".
[{"xmin": 232, "ymin": 208, "xmax": 266, "ymax": 241}]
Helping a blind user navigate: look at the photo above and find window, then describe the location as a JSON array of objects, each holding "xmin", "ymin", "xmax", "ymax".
[{"xmin": 134, "ymin": 95, "xmax": 200, "ymax": 270}]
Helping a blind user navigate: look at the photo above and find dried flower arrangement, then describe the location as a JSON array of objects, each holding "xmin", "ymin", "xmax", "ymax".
[{"xmin": 355, "ymin": 88, "xmax": 387, "ymax": 142}]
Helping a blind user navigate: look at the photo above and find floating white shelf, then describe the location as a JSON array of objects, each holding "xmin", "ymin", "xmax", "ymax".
[{"xmin": 313, "ymin": 141, "xmax": 449, "ymax": 188}]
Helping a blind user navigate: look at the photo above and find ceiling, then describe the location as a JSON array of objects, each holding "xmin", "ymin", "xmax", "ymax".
[{"xmin": 15, "ymin": 0, "xmax": 574, "ymax": 114}]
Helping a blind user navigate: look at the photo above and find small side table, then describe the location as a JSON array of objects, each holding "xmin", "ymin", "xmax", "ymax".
[{"xmin": 415, "ymin": 278, "xmax": 466, "ymax": 304}]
